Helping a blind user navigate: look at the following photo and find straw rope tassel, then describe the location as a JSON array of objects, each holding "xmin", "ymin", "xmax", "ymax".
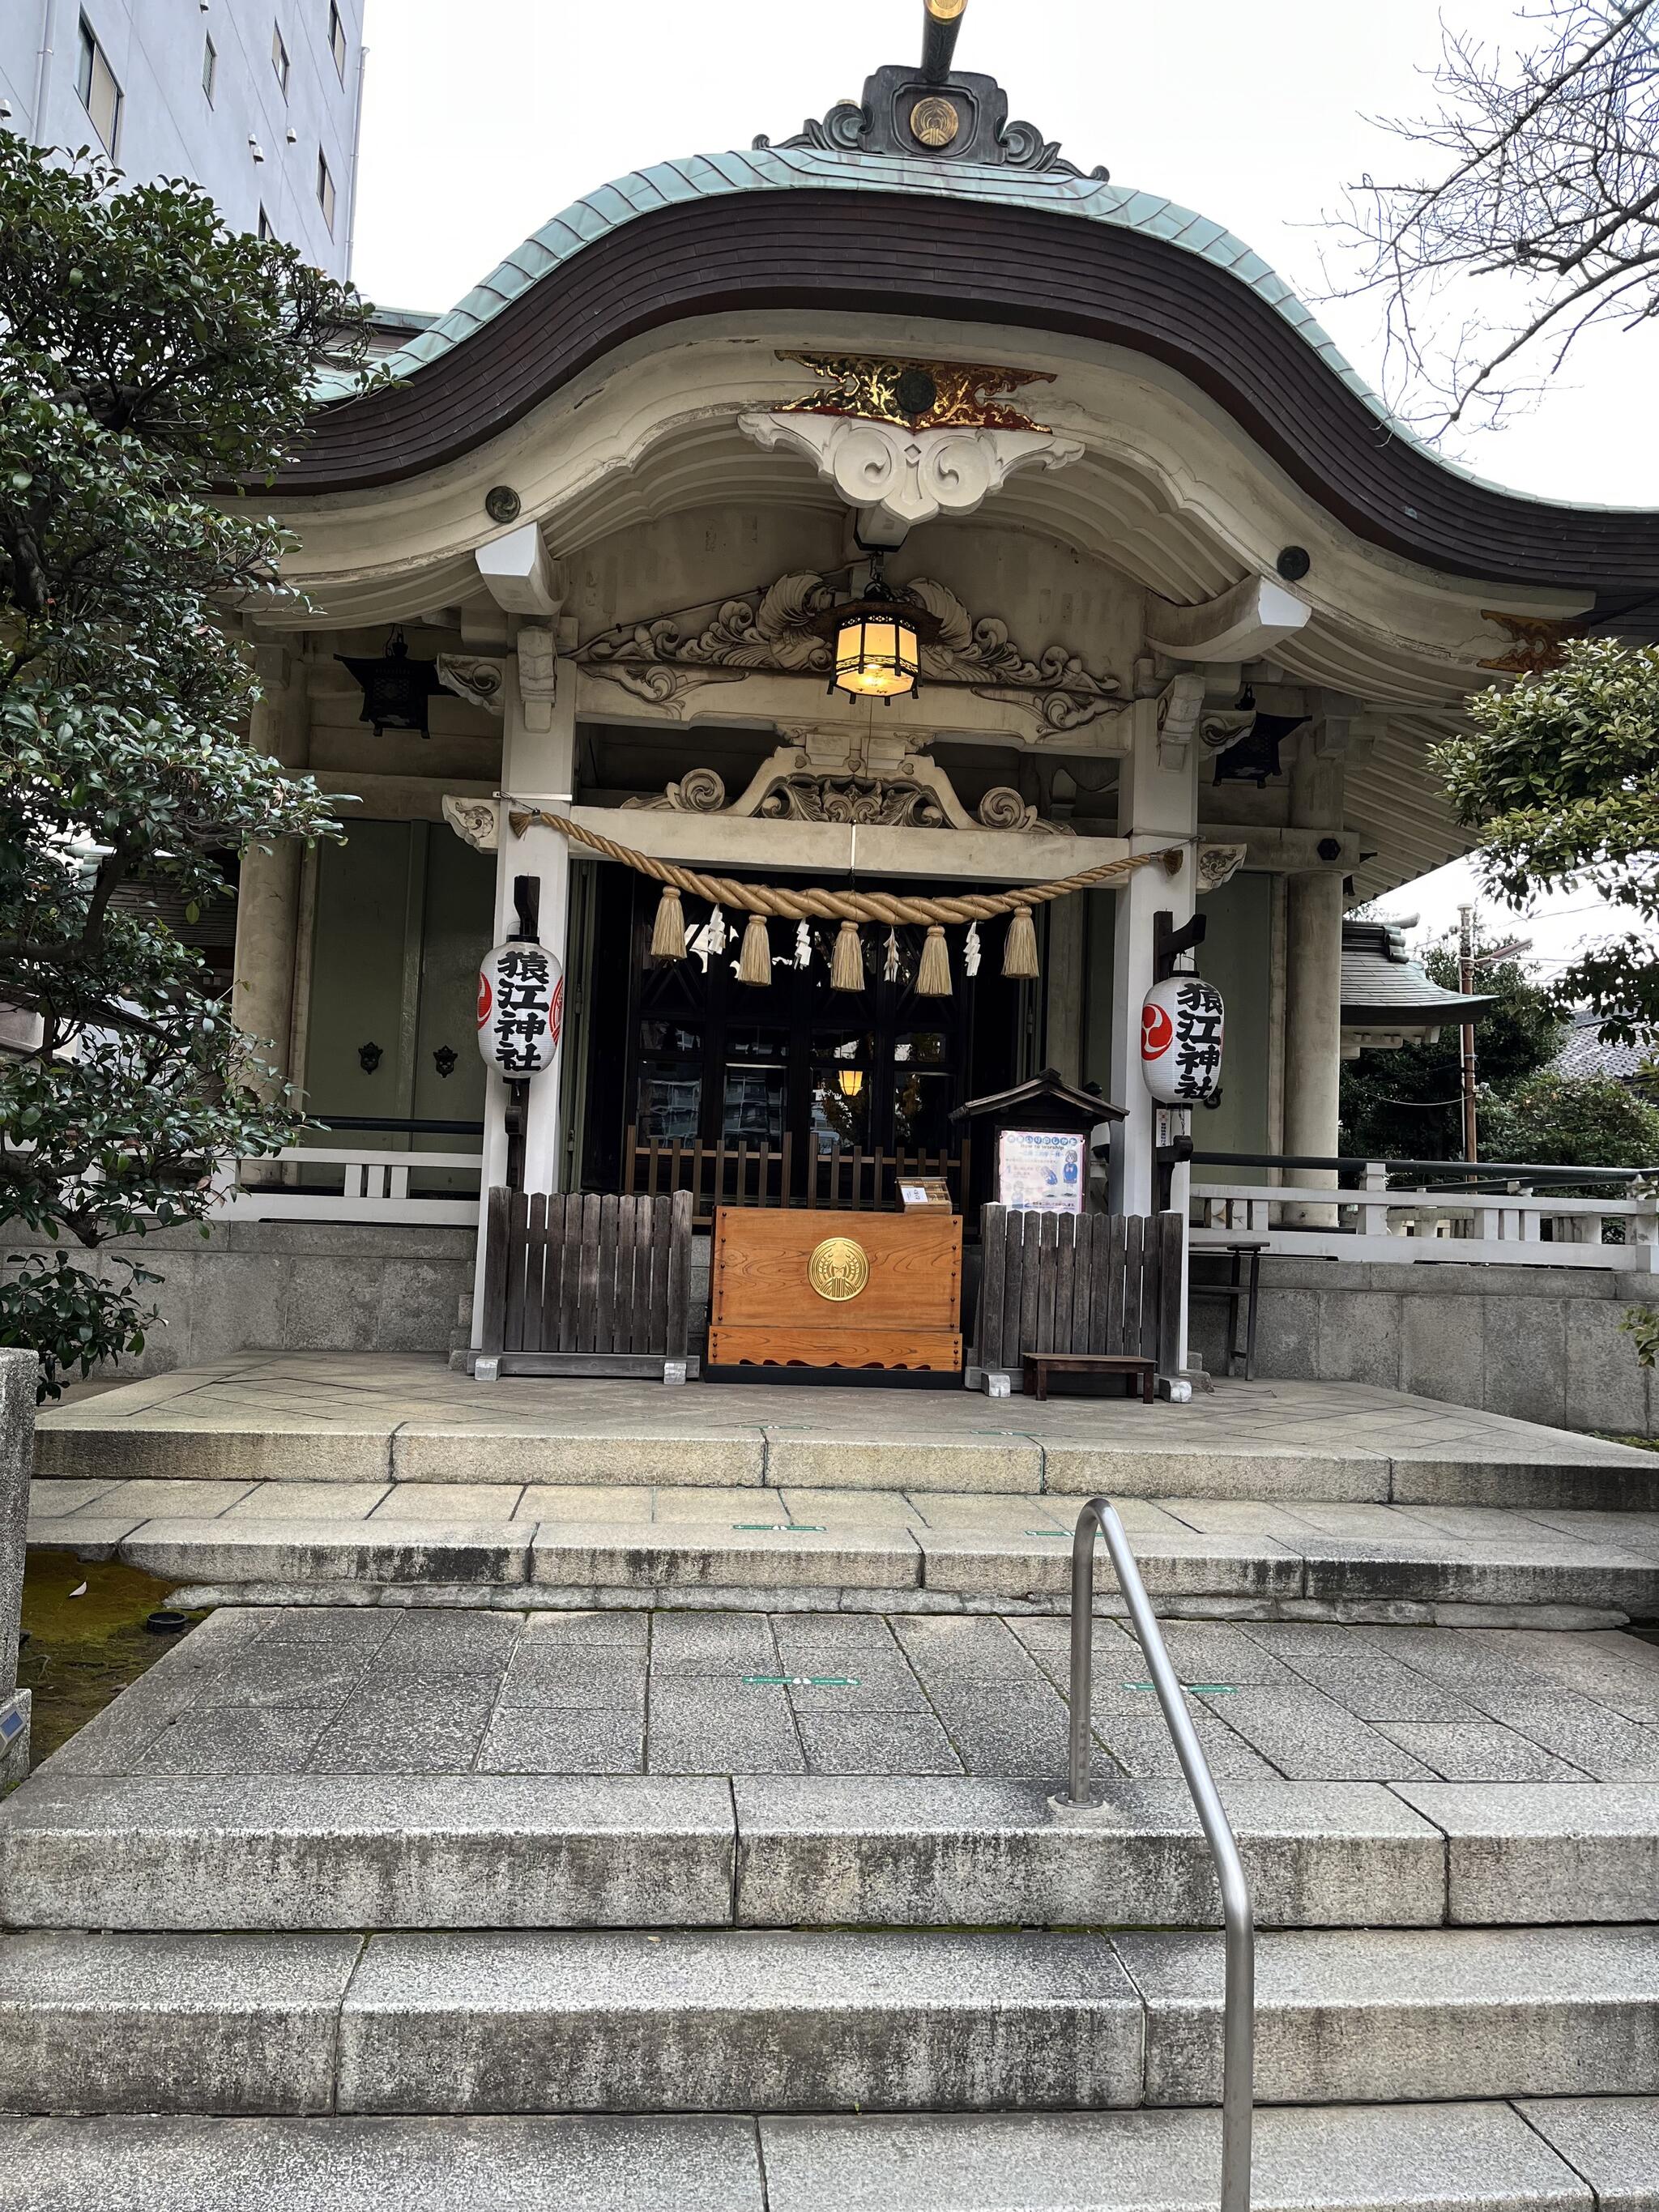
[
  {"xmin": 650, "ymin": 884, "xmax": 686, "ymax": 961},
  {"xmin": 1003, "ymin": 901, "xmax": 1039, "ymax": 980},
  {"xmin": 830, "ymin": 919, "xmax": 864, "ymax": 992},
  {"xmin": 737, "ymin": 910, "xmax": 772, "ymax": 986},
  {"xmin": 916, "ymin": 924, "xmax": 952, "ymax": 997}
]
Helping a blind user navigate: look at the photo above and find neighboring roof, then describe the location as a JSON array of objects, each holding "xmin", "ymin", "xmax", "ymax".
[
  {"xmin": 1341, "ymin": 918, "xmax": 1494, "ymax": 1028},
  {"xmin": 283, "ymin": 62, "xmax": 1659, "ymax": 599},
  {"xmin": 1555, "ymin": 1009, "xmax": 1658, "ymax": 1086}
]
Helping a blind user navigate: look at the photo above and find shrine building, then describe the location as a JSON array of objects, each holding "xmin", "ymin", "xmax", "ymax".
[{"xmin": 220, "ymin": 1, "xmax": 1659, "ymax": 1378}]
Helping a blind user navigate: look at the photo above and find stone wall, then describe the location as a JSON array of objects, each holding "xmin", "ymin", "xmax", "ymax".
[
  {"xmin": 1189, "ymin": 1255, "xmax": 1659, "ymax": 1437},
  {"xmin": 3, "ymin": 1224, "xmax": 476, "ymax": 1378},
  {"xmin": 0, "ymin": 1349, "xmax": 35, "ymax": 1787}
]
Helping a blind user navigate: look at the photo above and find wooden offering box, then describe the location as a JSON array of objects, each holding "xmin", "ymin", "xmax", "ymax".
[{"xmin": 708, "ymin": 1208, "xmax": 963, "ymax": 1374}]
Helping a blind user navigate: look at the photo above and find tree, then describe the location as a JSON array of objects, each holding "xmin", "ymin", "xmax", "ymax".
[
  {"xmin": 1336, "ymin": 1, "xmax": 1659, "ymax": 432},
  {"xmin": 0, "ymin": 138, "xmax": 365, "ymax": 1396},
  {"xmin": 1480, "ymin": 1067, "xmax": 1659, "ymax": 1163},
  {"xmin": 1339, "ymin": 938, "xmax": 1565, "ymax": 1159},
  {"xmin": 1435, "ymin": 638, "xmax": 1659, "ymax": 1042}
]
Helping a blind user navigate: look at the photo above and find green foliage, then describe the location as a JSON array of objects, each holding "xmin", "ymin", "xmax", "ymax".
[
  {"xmin": 1435, "ymin": 639, "xmax": 1659, "ymax": 1042},
  {"xmin": 0, "ymin": 135, "xmax": 365, "ymax": 1397},
  {"xmin": 1623, "ymin": 1306, "xmax": 1659, "ymax": 1371},
  {"xmin": 1339, "ymin": 940, "xmax": 1565, "ymax": 1161},
  {"xmin": 1480, "ymin": 1072, "xmax": 1659, "ymax": 1170}
]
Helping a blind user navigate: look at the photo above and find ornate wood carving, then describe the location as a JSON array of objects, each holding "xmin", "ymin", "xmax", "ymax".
[
  {"xmin": 1478, "ymin": 612, "xmax": 1573, "ymax": 675},
  {"xmin": 577, "ymin": 572, "xmax": 1125, "ymax": 736},
  {"xmin": 773, "ymin": 353, "xmax": 1056, "ymax": 433},
  {"xmin": 435, "ymin": 655, "xmax": 506, "ymax": 716},
  {"xmin": 441, "ymin": 796, "xmax": 501, "ymax": 853}
]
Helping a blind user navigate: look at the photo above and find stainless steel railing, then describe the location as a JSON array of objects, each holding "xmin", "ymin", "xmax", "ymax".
[{"xmin": 1059, "ymin": 1498, "xmax": 1255, "ymax": 2212}]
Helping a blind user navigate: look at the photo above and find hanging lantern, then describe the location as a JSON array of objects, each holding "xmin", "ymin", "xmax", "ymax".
[
  {"xmin": 1141, "ymin": 974, "xmax": 1225, "ymax": 1106},
  {"xmin": 336, "ymin": 627, "xmax": 446, "ymax": 737},
  {"xmin": 811, "ymin": 556, "xmax": 942, "ymax": 704},
  {"xmin": 837, "ymin": 1068, "xmax": 865, "ymax": 1099},
  {"xmin": 477, "ymin": 938, "xmax": 564, "ymax": 1077}
]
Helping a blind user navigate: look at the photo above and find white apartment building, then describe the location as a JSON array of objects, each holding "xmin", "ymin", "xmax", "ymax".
[{"xmin": 0, "ymin": 0, "xmax": 365, "ymax": 278}]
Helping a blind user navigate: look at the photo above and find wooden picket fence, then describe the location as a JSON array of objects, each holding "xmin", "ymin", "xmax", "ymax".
[
  {"xmin": 476, "ymin": 1188, "xmax": 694, "ymax": 1380},
  {"xmin": 975, "ymin": 1205, "xmax": 1183, "ymax": 1379},
  {"xmin": 624, "ymin": 1129, "xmax": 968, "ymax": 1218}
]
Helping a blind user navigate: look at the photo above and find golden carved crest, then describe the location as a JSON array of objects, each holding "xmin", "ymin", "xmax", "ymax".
[
  {"xmin": 808, "ymin": 1236, "xmax": 871, "ymax": 1302},
  {"xmin": 1478, "ymin": 612, "xmax": 1574, "ymax": 676},
  {"xmin": 776, "ymin": 352, "xmax": 1056, "ymax": 433}
]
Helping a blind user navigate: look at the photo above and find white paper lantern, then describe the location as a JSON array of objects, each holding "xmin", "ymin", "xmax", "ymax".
[
  {"xmin": 1141, "ymin": 974, "xmax": 1224, "ymax": 1105},
  {"xmin": 477, "ymin": 939, "xmax": 564, "ymax": 1076}
]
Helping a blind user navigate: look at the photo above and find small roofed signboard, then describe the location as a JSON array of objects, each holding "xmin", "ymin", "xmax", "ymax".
[{"xmin": 996, "ymin": 1128, "xmax": 1086, "ymax": 1214}]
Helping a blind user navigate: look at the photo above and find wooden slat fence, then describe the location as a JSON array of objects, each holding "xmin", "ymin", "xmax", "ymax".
[
  {"xmin": 975, "ymin": 1204, "xmax": 1183, "ymax": 1379},
  {"xmin": 478, "ymin": 1187, "xmax": 693, "ymax": 1379},
  {"xmin": 624, "ymin": 1129, "xmax": 969, "ymax": 1220}
]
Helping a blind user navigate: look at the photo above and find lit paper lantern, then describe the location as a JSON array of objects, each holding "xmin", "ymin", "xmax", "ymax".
[
  {"xmin": 1141, "ymin": 974, "xmax": 1224, "ymax": 1106},
  {"xmin": 477, "ymin": 940, "xmax": 564, "ymax": 1076}
]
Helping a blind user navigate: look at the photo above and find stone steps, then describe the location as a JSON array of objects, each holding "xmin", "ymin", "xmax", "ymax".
[
  {"xmin": 2, "ymin": 1924, "xmax": 1657, "ymax": 2116},
  {"xmin": 0, "ymin": 2100, "xmax": 1641, "ymax": 2211},
  {"xmin": 28, "ymin": 1508, "xmax": 1656, "ymax": 1626},
  {"xmin": 10, "ymin": 1772, "xmax": 1659, "ymax": 1933}
]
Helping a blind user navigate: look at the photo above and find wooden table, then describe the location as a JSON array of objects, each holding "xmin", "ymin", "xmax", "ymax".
[
  {"xmin": 1022, "ymin": 1351, "xmax": 1156, "ymax": 1403},
  {"xmin": 707, "ymin": 1208, "xmax": 962, "ymax": 1374},
  {"xmin": 1188, "ymin": 1236, "xmax": 1267, "ymax": 1379}
]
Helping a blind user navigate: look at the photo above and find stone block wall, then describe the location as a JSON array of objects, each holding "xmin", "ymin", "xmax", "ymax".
[
  {"xmin": 0, "ymin": 1349, "xmax": 35, "ymax": 1787},
  {"xmin": 1188, "ymin": 1257, "xmax": 1659, "ymax": 1437},
  {"xmin": 2, "ymin": 1223, "xmax": 476, "ymax": 1378}
]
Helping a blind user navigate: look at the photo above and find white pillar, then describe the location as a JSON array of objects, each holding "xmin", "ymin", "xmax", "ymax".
[
  {"xmin": 470, "ymin": 622, "xmax": 576, "ymax": 1345},
  {"xmin": 232, "ymin": 646, "xmax": 310, "ymax": 1187},
  {"xmin": 1108, "ymin": 694, "xmax": 1197, "ymax": 1217},
  {"xmin": 1282, "ymin": 740, "xmax": 1346, "ymax": 1227}
]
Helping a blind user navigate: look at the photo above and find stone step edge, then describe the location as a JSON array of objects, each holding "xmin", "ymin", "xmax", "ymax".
[{"xmin": 0, "ymin": 2100, "xmax": 1627, "ymax": 2210}]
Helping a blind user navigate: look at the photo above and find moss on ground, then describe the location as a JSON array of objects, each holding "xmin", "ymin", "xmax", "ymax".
[{"xmin": 16, "ymin": 1554, "xmax": 207, "ymax": 1770}]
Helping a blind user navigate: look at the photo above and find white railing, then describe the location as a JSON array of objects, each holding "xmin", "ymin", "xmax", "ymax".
[
  {"xmin": 209, "ymin": 1146, "xmax": 481, "ymax": 1226},
  {"xmin": 1194, "ymin": 1159, "xmax": 1659, "ymax": 1271}
]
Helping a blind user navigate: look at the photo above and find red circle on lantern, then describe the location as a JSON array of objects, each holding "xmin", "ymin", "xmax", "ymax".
[
  {"xmin": 1141, "ymin": 1002, "xmax": 1175, "ymax": 1059},
  {"xmin": 476, "ymin": 974, "xmax": 493, "ymax": 1029}
]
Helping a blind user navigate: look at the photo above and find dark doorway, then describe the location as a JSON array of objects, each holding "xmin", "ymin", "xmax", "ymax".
[{"xmin": 582, "ymin": 867, "xmax": 1029, "ymax": 1209}]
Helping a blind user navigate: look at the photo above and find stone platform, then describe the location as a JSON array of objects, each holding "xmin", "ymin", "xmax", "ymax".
[{"xmin": 35, "ymin": 1353, "xmax": 1659, "ymax": 1509}]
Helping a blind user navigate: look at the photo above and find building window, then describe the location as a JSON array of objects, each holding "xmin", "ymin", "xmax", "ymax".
[
  {"xmin": 75, "ymin": 17, "xmax": 122, "ymax": 155},
  {"xmin": 202, "ymin": 32, "xmax": 216, "ymax": 104},
  {"xmin": 271, "ymin": 22, "xmax": 290, "ymax": 96},
  {"xmin": 316, "ymin": 151, "xmax": 335, "ymax": 234},
  {"xmin": 258, "ymin": 206, "xmax": 275, "ymax": 242},
  {"xmin": 328, "ymin": 2, "xmax": 348, "ymax": 81}
]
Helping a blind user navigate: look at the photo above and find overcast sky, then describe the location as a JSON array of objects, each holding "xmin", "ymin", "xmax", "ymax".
[{"xmin": 350, "ymin": 0, "xmax": 1657, "ymax": 978}]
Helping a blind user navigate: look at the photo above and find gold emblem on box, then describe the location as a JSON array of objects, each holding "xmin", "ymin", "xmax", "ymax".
[
  {"xmin": 808, "ymin": 1236, "xmax": 871, "ymax": 1302},
  {"xmin": 910, "ymin": 95, "xmax": 961, "ymax": 147}
]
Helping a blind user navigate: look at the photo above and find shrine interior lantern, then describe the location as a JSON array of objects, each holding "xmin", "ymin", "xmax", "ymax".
[
  {"xmin": 1141, "ymin": 974, "xmax": 1225, "ymax": 1106},
  {"xmin": 478, "ymin": 939, "xmax": 564, "ymax": 1078}
]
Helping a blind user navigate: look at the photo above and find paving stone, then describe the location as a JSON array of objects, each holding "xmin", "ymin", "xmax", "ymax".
[
  {"xmin": 646, "ymin": 1680, "xmax": 804, "ymax": 1776},
  {"xmin": 1460, "ymin": 1690, "xmax": 1659, "ymax": 1779},
  {"xmin": 119, "ymin": 1518, "xmax": 532, "ymax": 1587},
  {"xmin": 1115, "ymin": 1924, "xmax": 1659, "ymax": 2104},
  {"xmin": 891, "ymin": 1617, "xmax": 1047, "ymax": 1686},
  {"xmin": 0, "ymin": 1774, "xmax": 733, "ymax": 1929},
  {"xmin": 335, "ymin": 1929, "xmax": 1141, "ymax": 2114},
  {"xmin": 0, "ymin": 2115, "xmax": 769, "ymax": 2212},
  {"xmin": 255, "ymin": 1607, "xmax": 401, "ymax": 1648},
  {"xmin": 24, "ymin": 1480, "xmax": 122, "ymax": 1517},
  {"xmin": 87, "ymin": 1479, "xmax": 259, "ymax": 1519},
  {"xmin": 764, "ymin": 1438, "xmax": 1044, "ymax": 1496},
  {"xmin": 371, "ymin": 1484, "xmax": 526, "ymax": 1523},
  {"xmin": 514, "ymin": 1485, "xmax": 657, "ymax": 1523},
  {"xmin": 642, "ymin": 1488, "xmax": 791, "ymax": 1524},
  {"xmin": 1209, "ymin": 1687, "xmax": 1435, "ymax": 1782},
  {"xmin": 26, "ymin": 1513, "xmax": 147, "ymax": 1557},
  {"xmin": 307, "ymin": 1695, "xmax": 498, "ymax": 1775},
  {"xmin": 794, "ymin": 1710, "xmax": 963, "ymax": 1777},
  {"xmin": 1267, "ymin": 1652, "xmax": 1482, "ymax": 1724},
  {"xmin": 141, "ymin": 1707, "xmax": 338, "ymax": 1778},
  {"xmin": 1043, "ymin": 1447, "xmax": 1387, "ymax": 1504},
  {"xmin": 223, "ymin": 1483, "xmax": 394, "ymax": 1522},
  {"xmin": 759, "ymin": 2102, "xmax": 1595, "ymax": 2211},
  {"xmin": 494, "ymin": 1647, "xmax": 646, "ymax": 1711},
  {"xmin": 0, "ymin": 1931, "xmax": 360, "ymax": 2115},
  {"xmin": 648, "ymin": 1613, "xmax": 778, "ymax": 1677},
  {"xmin": 530, "ymin": 1522, "xmax": 919, "ymax": 1592},
  {"xmin": 476, "ymin": 1707, "xmax": 646, "ymax": 1777},
  {"xmin": 393, "ymin": 1427, "xmax": 766, "ymax": 1488},
  {"xmin": 1380, "ymin": 1723, "xmax": 1586, "ymax": 1782},
  {"xmin": 783, "ymin": 1488, "xmax": 927, "ymax": 1529},
  {"xmin": 1091, "ymin": 1711, "xmax": 1278, "ymax": 1784},
  {"xmin": 1397, "ymin": 1783, "xmax": 1659, "ymax": 1923},
  {"xmin": 522, "ymin": 1609, "xmax": 650, "ymax": 1652},
  {"xmin": 1518, "ymin": 2097, "xmax": 1659, "ymax": 2211},
  {"xmin": 733, "ymin": 1777, "xmax": 1444, "ymax": 1931}
]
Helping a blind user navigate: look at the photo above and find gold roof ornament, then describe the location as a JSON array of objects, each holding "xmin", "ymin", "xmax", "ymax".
[
  {"xmin": 776, "ymin": 352, "xmax": 1056, "ymax": 433},
  {"xmin": 1478, "ymin": 612, "xmax": 1574, "ymax": 676}
]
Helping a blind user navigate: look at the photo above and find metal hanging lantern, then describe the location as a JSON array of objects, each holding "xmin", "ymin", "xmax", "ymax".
[
  {"xmin": 1141, "ymin": 974, "xmax": 1225, "ymax": 1106},
  {"xmin": 336, "ymin": 627, "xmax": 445, "ymax": 737},
  {"xmin": 477, "ymin": 938, "xmax": 565, "ymax": 1077},
  {"xmin": 812, "ymin": 558, "xmax": 942, "ymax": 704}
]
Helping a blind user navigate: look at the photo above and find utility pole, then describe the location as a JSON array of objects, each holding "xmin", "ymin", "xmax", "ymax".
[{"xmin": 1459, "ymin": 905, "xmax": 1478, "ymax": 1163}]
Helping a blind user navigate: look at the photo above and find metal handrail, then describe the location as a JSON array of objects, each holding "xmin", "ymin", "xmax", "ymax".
[{"xmin": 1060, "ymin": 1499, "xmax": 1254, "ymax": 2212}]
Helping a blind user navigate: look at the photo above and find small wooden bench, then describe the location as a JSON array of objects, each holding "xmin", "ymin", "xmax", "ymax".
[{"xmin": 1022, "ymin": 1351, "xmax": 1156, "ymax": 1404}]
